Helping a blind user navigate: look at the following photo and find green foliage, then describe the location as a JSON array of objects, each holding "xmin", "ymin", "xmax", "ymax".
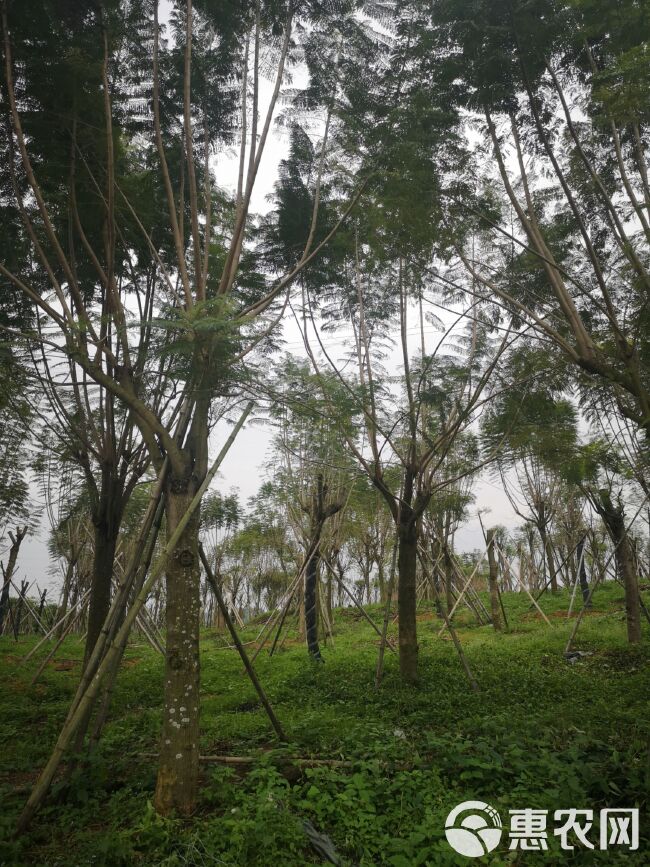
[{"xmin": 1, "ymin": 583, "xmax": 649, "ymax": 864}]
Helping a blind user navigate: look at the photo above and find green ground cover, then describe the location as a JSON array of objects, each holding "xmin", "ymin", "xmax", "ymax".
[{"xmin": 0, "ymin": 583, "xmax": 648, "ymax": 866}]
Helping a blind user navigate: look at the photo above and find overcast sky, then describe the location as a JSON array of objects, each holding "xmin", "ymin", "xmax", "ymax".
[{"xmin": 5, "ymin": 16, "xmax": 523, "ymax": 598}]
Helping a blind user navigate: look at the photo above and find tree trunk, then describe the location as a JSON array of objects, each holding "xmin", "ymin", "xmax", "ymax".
[
  {"xmin": 443, "ymin": 544, "xmax": 454, "ymax": 612},
  {"xmin": 397, "ymin": 515, "xmax": 418, "ymax": 685},
  {"xmin": 0, "ymin": 526, "xmax": 28, "ymax": 634},
  {"xmin": 538, "ymin": 507, "xmax": 558, "ymax": 592},
  {"xmin": 486, "ymin": 529, "xmax": 502, "ymax": 631},
  {"xmin": 84, "ymin": 504, "xmax": 120, "ymax": 669},
  {"xmin": 594, "ymin": 492, "xmax": 641, "ymax": 643},
  {"xmin": 325, "ymin": 569, "xmax": 333, "ymax": 631},
  {"xmin": 154, "ymin": 469, "xmax": 201, "ymax": 816},
  {"xmin": 304, "ymin": 543, "xmax": 323, "ymax": 662},
  {"xmin": 576, "ymin": 537, "xmax": 591, "ymax": 608}
]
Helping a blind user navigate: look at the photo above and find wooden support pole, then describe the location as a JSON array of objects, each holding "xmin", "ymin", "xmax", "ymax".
[
  {"xmin": 375, "ymin": 541, "xmax": 398, "ymax": 688},
  {"xmin": 199, "ymin": 545, "xmax": 287, "ymax": 743},
  {"xmin": 437, "ymin": 549, "xmax": 488, "ymax": 637},
  {"xmin": 321, "ymin": 555, "xmax": 396, "ymax": 652},
  {"xmin": 418, "ymin": 547, "xmax": 479, "ymax": 692}
]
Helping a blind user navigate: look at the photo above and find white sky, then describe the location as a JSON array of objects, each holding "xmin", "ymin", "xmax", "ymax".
[{"xmin": 6, "ymin": 13, "xmax": 522, "ymax": 598}]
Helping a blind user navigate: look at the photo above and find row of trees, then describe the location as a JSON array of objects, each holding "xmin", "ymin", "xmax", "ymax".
[{"xmin": 0, "ymin": 0, "xmax": 647, "ymax": 829}]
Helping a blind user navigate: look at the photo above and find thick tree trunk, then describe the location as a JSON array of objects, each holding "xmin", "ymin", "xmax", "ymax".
[
  {"xmin": 84, "ymin": 510, "xmax": 119, "ymax": 668},
  {"xmin": 486, "ymin": 529, "xmax": 502, "ymax": 631},
  {"xmin": 397, "ymin": 516, "xmax": 418, "ymax": 685},
  {"xmin": 154, "ymin": 472, "xmax": 201, "ymax": 815}
]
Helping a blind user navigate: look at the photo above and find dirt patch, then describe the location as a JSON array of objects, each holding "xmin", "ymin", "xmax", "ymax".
[
  {"xmin": 51, "ymin": 658, "xmax": 77, "ymax": 671},
  {"xmin": 593, "ymin": 648, "xmax": 647, "ymax": 672},
  {"xmin": 0, "ymin": 769, "xmax": 39, "ymax": 793}
]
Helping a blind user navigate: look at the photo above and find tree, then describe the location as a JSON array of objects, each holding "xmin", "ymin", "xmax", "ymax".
[
  {"xmin": 4, "ymin": 0, "xmax": 366, "ymax": 824},
  {"xmin": 426, "ymin": 0, "xmax": 650, "ymax": 438}
]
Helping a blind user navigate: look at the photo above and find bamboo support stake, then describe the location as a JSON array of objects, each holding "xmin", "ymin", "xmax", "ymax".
[
  {"xmin": 418, "ymin": 547, "xmax": 479, "ymax": 692},
  {"xmin": 30, "ymin": 601, "xmax": 89, "ymax": 686},
  {"xmin": 21, "ymin": 590, "xmax": 91, "ymax": 664},
  {"xmin": 321, "ymin": 555, "xmax": 396, "ymax": 652},
  {"xmin": 9, "ymin": 578, "xmax": 49, "ymax": 635},
  {"xmin": 437, "ymin": 548, "xmax": 488, "ymax": 636},
  {"xmin": 496, "ymin": 542, "xmax": 553, "ymax": 627},
  {"xmin": 199, "ymin": 545, "xmax": 287, "ymax": 742}
]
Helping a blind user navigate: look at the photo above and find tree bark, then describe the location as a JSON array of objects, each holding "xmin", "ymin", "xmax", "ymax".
[
  {"xmin": 443, "ymin": 543, "xmax": 455, "ymax": 612},
  {"xmin": 576, "ymin": 537, "xmax": 591, "ymax": 608},
  {"xmin": 594, "ymin": 492, "xmax": 641, "ymax": 643},
  {"xmin": 538, "ymin": 505, "xmax": 558, "ymax": 592},
  {"xmin": 154, "ymin": 466, "xmax": 202, "ymax": 815},
  {"xmin": 397, "ymin": 515, "xmax": 418, "ymax": 685},
  {"xmin": 304, "ymin": 539, "xmax": 323, "ymax": 662},
  {"xmin": 84, "ymin": 501, "xmax": 120, "ymax": 668},
  {"xmin": 0, "ymin": 526, "xmax": 28, "ymax": 634},
  {"xmin": 486, "ymin": 529, "xmax": 502, "ymax": 631}
]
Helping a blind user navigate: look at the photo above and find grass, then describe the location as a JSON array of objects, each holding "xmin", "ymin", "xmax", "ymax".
[{"xmin": 0, "ymin": 583, "xmax": 649, "ymax": 865}]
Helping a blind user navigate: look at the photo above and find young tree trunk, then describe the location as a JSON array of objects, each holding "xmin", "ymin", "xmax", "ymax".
[
  {"xmin": 443, "ymin": 544, "xmax": 455, "ymax": 612},
  {"xmin": 538, "ymin": 508, "xmax": 558, "ymax": 592},
  {"xmin": 37, "ymin": 589, "xmax": 48, "ymax": 624},
  {"xmin": 304, "ymin": 545, "xmax": 323, "ymax": 662},
  {"xmin": 486, "ymin": 529, "xmax": 502, "ymax": 631},
  {"xmin": 154, "ymin": 465, "xmax": 202, "ymax": 816},
  {"xmin": 325, "ymin": 568, "xmax": 333, "ymax": 632},
  {"xmin": 594, "ymin": 492, "xmax": 641, "ymax": 643},
  {"xmin": 576, "ymin": 537, "xmax": 591, "ymax": 608},
  {"xmin": 397, "ymin": 514, "xmax": 418, "ymax": 685},
  {"xmin": 0, "ymin": 526, "xmax": 28, "ymax": 634}
]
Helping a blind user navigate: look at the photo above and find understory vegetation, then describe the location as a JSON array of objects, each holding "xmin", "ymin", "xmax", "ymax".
[{"xmin": 1, "ymin": 584, "xmax": 648, "ymax": 866}]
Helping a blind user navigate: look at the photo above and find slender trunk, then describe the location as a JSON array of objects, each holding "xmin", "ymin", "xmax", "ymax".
[
  {"xmin": 37, "ymin": 589, "xmax": 47, "ymax": 624},
  {"xmin": 0, "ymin": 526, "xmax": 28, "ymax": 634},
  {"xmin": 326, "ymin": 569, "xmax": 333, "ymax": 631},
  {"xmin": 304, "ymin": 540, "xmax": 323, "ymax": 662},
  {"xmin": 443, "ymin": 544, "xmax": 454, "ymax": 612},
  {"xmin": 297, "ymin": 580, "xmax": 305, "ymax": 638},
  {"xmin": 397, "ymin": 515, "xmax": 418, "ymax": 685},
  {"xmin": 486, "ymin": 529, "xmax": 502, "ymax": 631},
  {"xmin": 576, "ymin": 537, "xmax": 591, "ymax": 608},
  {"xmin": 154, "ymin": 469, "xmax": 201, "ymax": 815},
  {"xmin": 538, "ymin": 511, "xmax": 558, "ymax": 592}
]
